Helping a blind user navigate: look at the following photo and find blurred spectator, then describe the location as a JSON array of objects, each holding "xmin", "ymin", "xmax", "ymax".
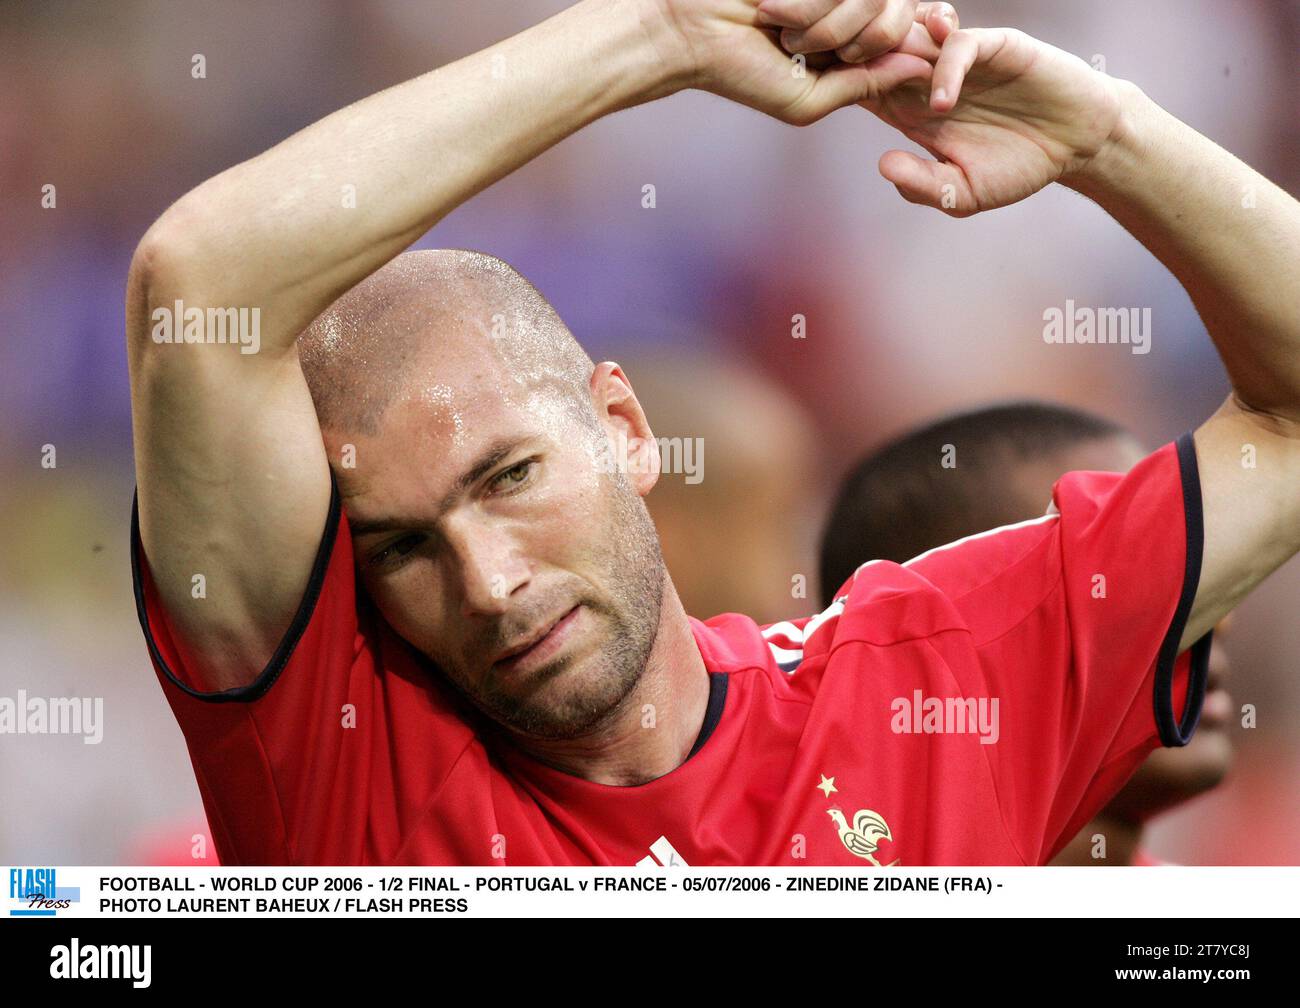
[{"xmin": 624, "ymin": 353, "xmax": 823, "ymax": 626}]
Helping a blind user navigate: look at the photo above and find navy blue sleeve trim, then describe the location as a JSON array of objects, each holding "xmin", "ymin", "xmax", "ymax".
[
  {"xmin": 130, "ymin": 473, "xmax": 342, "ymax": 704},
  {"xmin": 1153, "ymin": 432, "xmax": 1212, "ymax": 747}
]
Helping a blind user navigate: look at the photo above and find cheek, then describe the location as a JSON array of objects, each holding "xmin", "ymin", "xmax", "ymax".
[
  {"xmin": 543, "ymin": 455, "xmax": 620, "ymax": 539},
  {"xmin": 559, "ymin": 439, "xmax": 609, "ymax": 498},
  {"xmin": 361, "ymin": 565, "xmax": 451, "ymax": 648},
  {"xmin": 513, "ymin": 439, "xmax": 607, "ymax": 523}
]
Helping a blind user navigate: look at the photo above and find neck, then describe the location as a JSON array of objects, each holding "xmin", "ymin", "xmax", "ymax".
[{"xmin": 506, "ymin": 581, "xmax": 710, "ymax": 786}]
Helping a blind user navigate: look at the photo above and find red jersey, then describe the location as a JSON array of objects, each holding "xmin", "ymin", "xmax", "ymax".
[{"xmin": 131, "ymin": 436, "xmax": 1209, "ymax": 866}]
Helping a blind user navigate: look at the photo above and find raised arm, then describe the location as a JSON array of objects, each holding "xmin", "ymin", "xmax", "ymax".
[
  {"xmin": 1065, "ymin": 84, "xmax": 1300, "ymax": 649},
  {"xmin": 127, "ymin": 0, "xmax": 932, "ymax": 688},
  {"xmin": 842, "ymin": 24, "xmax": 1300, "ymax": 650}
]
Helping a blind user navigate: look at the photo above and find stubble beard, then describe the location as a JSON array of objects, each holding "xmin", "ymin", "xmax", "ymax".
[{"xmin": 454, "ymin": 477, "xmax": 666, "ymax": 741}]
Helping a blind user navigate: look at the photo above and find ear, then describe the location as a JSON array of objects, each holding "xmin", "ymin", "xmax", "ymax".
[{"xmin": 590, "ymin": 361, "xmax": 660, "ymax": 497}]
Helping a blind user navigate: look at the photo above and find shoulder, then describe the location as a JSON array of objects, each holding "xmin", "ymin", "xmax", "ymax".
[{"xmin": 750, "ymin": 560, "xmax": 975, "ymax": 675}]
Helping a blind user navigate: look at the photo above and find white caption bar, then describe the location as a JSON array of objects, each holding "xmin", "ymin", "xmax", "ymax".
[{"xmin": 5, "ymin": 866, "xmax": 1296, "ymax": 918}]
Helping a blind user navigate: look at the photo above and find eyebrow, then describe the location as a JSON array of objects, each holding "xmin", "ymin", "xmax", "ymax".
[{"xmin": 348, "ymin": 435, "xmax": 532, "ymax": 538}]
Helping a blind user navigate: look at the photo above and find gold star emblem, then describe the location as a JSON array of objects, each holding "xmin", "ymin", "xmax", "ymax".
[{"xmin": 816, "ymin": 774, "xmax": 838, "ymax": 798}]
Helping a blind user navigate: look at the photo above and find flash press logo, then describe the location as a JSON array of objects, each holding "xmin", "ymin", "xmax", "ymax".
[{"xmin": 8, "ymin": 868, "xmax": 79, "ymax": 916}]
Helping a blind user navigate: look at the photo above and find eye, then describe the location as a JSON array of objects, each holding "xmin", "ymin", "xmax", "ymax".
[
  {"xmin": 490, "ymin": 459, "xmax": 536, "ymax": 493},
  {"xmin": 371, "ymin": 533, "xmax": 424, "ymax": 567}
]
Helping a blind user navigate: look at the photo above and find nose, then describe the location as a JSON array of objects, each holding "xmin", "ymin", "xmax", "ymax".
[{"xmin": 447, "ymin": 516, "xmax": 531, "ymax": 618}]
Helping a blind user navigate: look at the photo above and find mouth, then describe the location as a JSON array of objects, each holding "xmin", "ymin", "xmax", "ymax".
[{"xmin": 492, "ymin": 605, "xmax": 582, "ymax": 678}]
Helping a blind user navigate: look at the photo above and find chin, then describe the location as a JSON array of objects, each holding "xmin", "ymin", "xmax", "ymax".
[{"xmin": 485, "ymin": 653, "xmax": 640, "ymax": 741}]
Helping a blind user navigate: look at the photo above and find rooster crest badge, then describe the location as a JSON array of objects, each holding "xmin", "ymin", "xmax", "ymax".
[{"xmin": 827, "ymin": 807, "xmax": 900, "ymax": 866}]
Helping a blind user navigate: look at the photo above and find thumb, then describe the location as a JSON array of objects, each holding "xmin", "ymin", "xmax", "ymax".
[{"xmin": 878, "ymin": 149, "xmax": 972, "ymax": 215}]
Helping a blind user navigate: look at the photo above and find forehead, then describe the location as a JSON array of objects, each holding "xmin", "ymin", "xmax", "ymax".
[{"xmin": 328, "ymin": 348, "xmax": 584, "ymax": 520}]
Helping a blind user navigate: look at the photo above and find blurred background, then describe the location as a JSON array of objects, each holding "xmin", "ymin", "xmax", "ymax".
[{"xmin": 1, "ymin": 0, "xmax": 1297, "ymax": 864}]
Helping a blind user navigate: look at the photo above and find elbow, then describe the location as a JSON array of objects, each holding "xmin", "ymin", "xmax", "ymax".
[
  {"xmin": 126, "ymin": 197, "xmax": 231, "ymax": 365},
  {"xmin": 130, "ymin": 208, "xmax": 197, "ymax": 305},
  {"xmin": 127, "ymin": 196, "xmax": 219, "ymax": 328}
]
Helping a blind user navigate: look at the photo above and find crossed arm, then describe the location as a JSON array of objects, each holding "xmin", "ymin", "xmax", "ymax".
[
  {"xmin": 127, "ymin": 0, "xmax": 1298, "ymax": 686},
  {"xmin": 831, "ymin": 22, "xmax": 1300, "ymax": 649}
]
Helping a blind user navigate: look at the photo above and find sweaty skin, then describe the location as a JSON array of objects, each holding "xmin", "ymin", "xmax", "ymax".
[
  {"xmin": 298, "ymin": 250, "xmax": 707, "ymax": 781},
  {"xmin": 127, "ymin": 3, "xmax": 1299, "ymax": 798},
  {"xmin": 127, "ymin": 0, "xmax": 940, "ymax": 785}
]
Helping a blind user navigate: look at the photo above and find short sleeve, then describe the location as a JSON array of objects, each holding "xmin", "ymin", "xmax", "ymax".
[
  {"xmin": 898, "ymin": 434, "xmax": 1211, "ymax": 863},
  {"xmin": 131, "ymin": 478, "xmax": 475, "ymax": 865}
]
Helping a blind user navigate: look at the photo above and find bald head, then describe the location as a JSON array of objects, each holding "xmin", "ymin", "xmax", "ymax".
[{"xmin": 298, "ymin": 249, "xmax": 594, "ymax": 440}]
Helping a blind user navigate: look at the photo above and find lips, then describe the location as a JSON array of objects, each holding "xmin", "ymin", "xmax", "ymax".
[{"xmin": 492, "ymin": 605, "xmax": 580, "ymax": 673}]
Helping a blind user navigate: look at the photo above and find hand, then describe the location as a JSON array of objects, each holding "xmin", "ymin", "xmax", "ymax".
[
  {"xmin": 862, "ymin": 27, "xmax": 1124, "ymax": 215},
  {"xmin": 756, "ymin": 0, "xmax": 957, "ymax": 64},
  {"xmin": 648, "ymin": 0, "xmax": 939, "ymax": 125}
]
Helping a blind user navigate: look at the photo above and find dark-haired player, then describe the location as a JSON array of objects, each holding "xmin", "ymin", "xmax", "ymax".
[{"xmin": 819, "ymin": 402, "xmax": 1236, "ymax": 866}]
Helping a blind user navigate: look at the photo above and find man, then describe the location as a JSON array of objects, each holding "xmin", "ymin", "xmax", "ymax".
[
  {"xmin": 818, "ymin": 402, "xmax": 1237, "ymax": 866},
  {"xmin": 127, "ymin": 0, "xmax": 1299, "ymax": 865}
]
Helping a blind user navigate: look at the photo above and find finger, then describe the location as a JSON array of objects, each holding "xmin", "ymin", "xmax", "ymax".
[
  {"xmin": 835, "ymin": 0, "xmax": 917, "ymax": 62},
  {"xmin": 894, "ymin": 19, "xmax": 942, "ymax": 62},
  {"xmin": 780, "ymin": 0, "xmax": 886, "ymax": 53},
  {"xmin": 915, "ymin": 2, "xmax": 958, "ymax": 43},
  {"xmin": 792, "ymin": 52, "xmax": 932, "ymax": 124},
  {"xmin": 756, "ymin": 0, "xmax": 839, "ymax": 29},
  {"xmin": 878, "ymin": 149, "xmax": 972, "ymax": 214},
  {"xmin": 931, "ymin": 27, "xmax": 994, "ymax": 111},
  {"xmin": 895, "ymin": 4, "xmax": 956, "ymax": 61},
  {"xmin": 856, "ymin": 49, "xmax": 933, "ymax": 97}
]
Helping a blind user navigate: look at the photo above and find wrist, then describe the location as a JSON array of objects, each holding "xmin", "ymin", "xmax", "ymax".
[
  {"xmin": 1061, "ymin": 77, "xmax": 1154, "ymax": 200},
  {"xmin": 518, "ymin": 0, "xmax": 693, "ymax": 122},
  {"xmin": 608, "ymin": 0, "xmax": 699, "ymax": 104}
]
